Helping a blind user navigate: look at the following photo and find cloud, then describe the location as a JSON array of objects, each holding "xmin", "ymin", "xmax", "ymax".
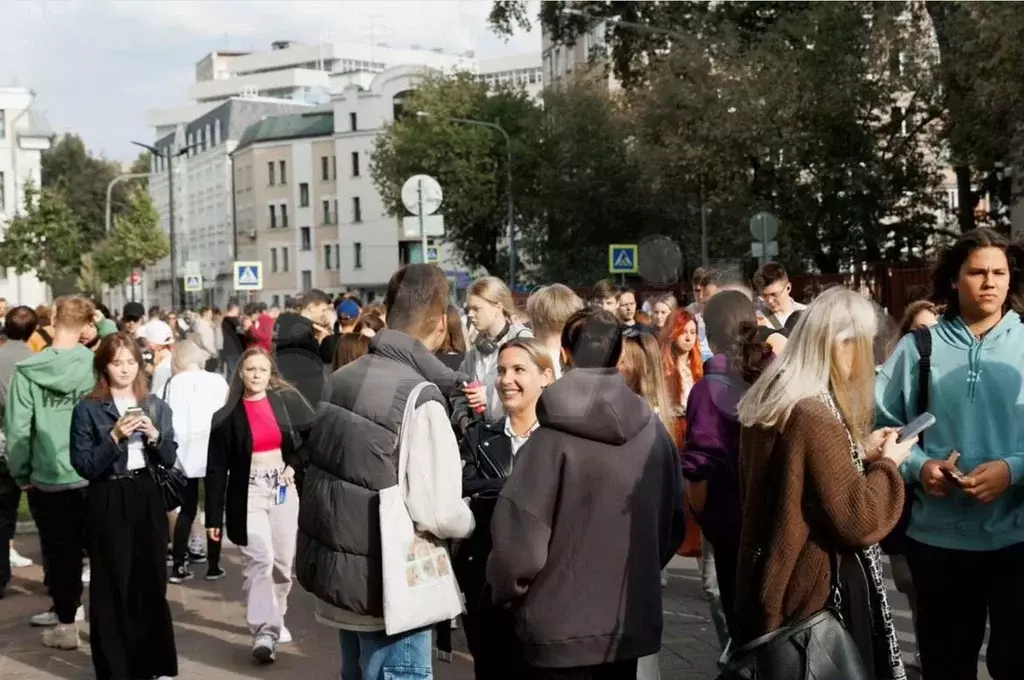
[{"xmin": 0, "ymin": 0, "xmax": 539, "ymax": 161}]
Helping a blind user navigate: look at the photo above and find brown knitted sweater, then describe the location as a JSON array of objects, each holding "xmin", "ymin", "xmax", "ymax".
[{"xmin": 733, "ymin": 397, "xmax": 904, "ymax": 645}]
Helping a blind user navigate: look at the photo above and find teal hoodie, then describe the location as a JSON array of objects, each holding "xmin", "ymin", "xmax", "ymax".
[
  {"xmin": 876, "ymin": 311, "xmax": 1024, "ymax": 551},
  {"xmin": 5, "ymin": 345, "xmax": 96, "ymax": 490}
]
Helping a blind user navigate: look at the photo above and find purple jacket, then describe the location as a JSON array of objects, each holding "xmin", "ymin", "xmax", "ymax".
[{"xmin": 680, "ymin": 353, "xmax": 746, "ymax": 544}]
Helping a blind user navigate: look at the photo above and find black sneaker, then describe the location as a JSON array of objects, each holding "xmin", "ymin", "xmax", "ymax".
[
  {"xmin": 205, "ymin": 566, "xmax": 226, "ymax": 581},
  {"xmin": 169, "ymin": 566, "xmax": 194, "ymax": 584},
  {"xmin": 186, "ymin": 550, "xmax": 207, "ymax": 565}
]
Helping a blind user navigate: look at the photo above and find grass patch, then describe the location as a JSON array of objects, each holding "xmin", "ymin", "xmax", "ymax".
[{"xmin": 18, "ymin": 492, "xmax": 31, "ymax": 522}]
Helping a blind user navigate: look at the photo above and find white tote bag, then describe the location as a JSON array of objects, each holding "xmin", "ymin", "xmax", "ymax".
[{"xmin": 380, "ymin": 381, "xmax": 465, "ymax": 635}]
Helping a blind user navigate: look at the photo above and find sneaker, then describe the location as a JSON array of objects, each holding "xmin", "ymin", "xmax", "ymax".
[
  {"xmin": 42, "ymin": 623, "xmax": 80, "ymax": 650},
  {"xmin": 30, "ymin": 606, "xmax": 85, "ymax": 627},
  {"xmin": 186, "ymin": 550, "xmax": 207, "ymax": 565},
  {"xmin": 169, "ymin": 566, "xmax": 194, "ymax": 584},
  {"xmin": 10, "ymin": 549, "xmax": 33, "ymax": 568},
  {"xmin": 205, "ymin": 566, "xmax": 226, "ymax": 581},
  {"xmin": 81, "ymin": 566, "xmax": 91, "ymax": 585},
  {"xmin": 252, "ymin": 634, "xmax": 276, "ymax": 664},
  {"xmin": 279, "ymin": 626, "xmax": 292, "ymax": 644}
]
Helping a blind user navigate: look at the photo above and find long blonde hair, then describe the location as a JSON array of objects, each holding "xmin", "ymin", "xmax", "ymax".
[
  {"xmin": 467, "ymin": 276, "xmax": 516, "ymax": 320},
  {"xmin": 737, "ymin": 286, "xmax": 879, "ymax": 445},
  {"xmin": 619, "ymin": 333, "xmax": 677, "ymax": 441}
]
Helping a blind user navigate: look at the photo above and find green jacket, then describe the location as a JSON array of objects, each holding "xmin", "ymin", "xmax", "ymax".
[{"xmin": 5, "ymin": 345, "xmax": 96, "ymax": 489}]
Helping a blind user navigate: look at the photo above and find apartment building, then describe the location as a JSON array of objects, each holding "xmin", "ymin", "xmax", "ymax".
[
  {"xmin": 0, "ymin": 86, "xmax": 52, "ymax": 306},
  {"xmin": 477, "ymin": 53, "xmax": 544, "ymax": 99}
]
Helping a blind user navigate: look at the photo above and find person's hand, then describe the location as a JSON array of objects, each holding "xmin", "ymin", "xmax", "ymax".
[
  {"xmin": 283, "ymin": 466, "xmax": 296, "ymax": 487},
  {"xmin": 137, "ymin": 415, "xmax": 160, "ymax": 444},
  {"xmin": 962, "ymin": 460, "xmax": 1012, "ymax": 503},
  {"xmin": 921, "ymin": 451, "xmax": 961, "ymax": 497},
  {"xmin": 881, "ymin": 431, "xmax": 917, "ymax": 467},
  {"xmin": 112, "ymin": 415, "xmax": 142, "ymax": 442},
  {"xmin": 864, "ymin": 427, "xmax": 900, "ymax": 463},
  {"xmin": 463, "ymin": 384, "xmax": 486, "ymax": 411},
  {"xmin": 207, "ymin": 527, "xmax": 222, "ymax": 542}
]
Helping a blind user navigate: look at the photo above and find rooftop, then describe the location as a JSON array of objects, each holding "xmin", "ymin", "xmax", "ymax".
[{"xmin": 234, "ymin": 110, "xmax": 334, "ymax": 150}]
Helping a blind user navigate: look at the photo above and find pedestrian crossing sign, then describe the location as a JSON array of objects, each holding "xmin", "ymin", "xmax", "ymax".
[
  {"xmin": 184, "ymin": 275, "xmax": 203, "ymax": 292},
  {"xmin": 426, "ymin": 246, "xmax": 439, "ymax": 263},
  {"xmin": 608, "ymin": 244, "xmax": 638, "ymax": 274},
  {"xmin": 233, "ymin": 261, "xmax": 263, "ymax": 291}
]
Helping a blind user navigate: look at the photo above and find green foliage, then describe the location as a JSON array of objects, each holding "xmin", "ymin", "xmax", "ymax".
[
  {"xmin": 91, "ymin": 186, "xmax": 169, "ymax": 287},
  {"xmin": 0, "ymin": 183, "xmax": 85, "ymax": 287}
]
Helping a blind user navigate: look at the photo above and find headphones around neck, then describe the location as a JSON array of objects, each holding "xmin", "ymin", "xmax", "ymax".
[{"xmin": 475, "ymin": 319, "xmax": 512, "ymax": 356}]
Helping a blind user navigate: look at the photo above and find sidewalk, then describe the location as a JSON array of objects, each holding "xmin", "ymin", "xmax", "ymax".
[{"xmin": 0, "ymin": 536, "xmax": 723, "ymax": 679}]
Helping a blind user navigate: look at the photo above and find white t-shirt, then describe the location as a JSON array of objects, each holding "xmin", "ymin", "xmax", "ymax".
[
  {"xmin": 151, "ymin": 357, "xmax": 172, "ymax": 400},
  {"xmin": 113, "ymin": 396, "xmax": 146, "ymax": 471}
]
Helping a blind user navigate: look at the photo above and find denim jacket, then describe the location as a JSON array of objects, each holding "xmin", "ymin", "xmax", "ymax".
[{"xmin": 70, "ymin": 395, "xmax": 177, "ymax": 480}]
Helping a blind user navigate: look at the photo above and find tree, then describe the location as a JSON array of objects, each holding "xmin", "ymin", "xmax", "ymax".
[
  {"xmin": 91, "ymin": 186, "xmax": 169, "ymax": 287},
  {"xmin": 130, "ymin": 151, "xmax": 153, "ymax": 188},
  {"xmin": 0, "ymin": 183, "xmax": 85, "ymax": 287},
  {"xmin": 371, "ymin": 73, "xmax": 545, "ymax": 278}
]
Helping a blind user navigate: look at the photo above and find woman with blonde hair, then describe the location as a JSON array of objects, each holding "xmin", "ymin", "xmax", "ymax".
[
  {"xmin": 618, "ymin": 333, "xmax": 676, "ymax": 438},
  {"xmin": 461, "ymin": 276, "xmax": 533, "ymax": 419},
  {"xmin": 650, "ymin": 293, "xmax": 678, "ymax": 331},
  {"xmin": 732, "ymin": 287, "xmax": 915, "ymax": 679}
]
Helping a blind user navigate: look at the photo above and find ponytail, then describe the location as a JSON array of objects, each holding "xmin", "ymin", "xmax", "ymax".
[{"xmin": 734, "ymin": 323, "xmax": 772, "ymax": 384}]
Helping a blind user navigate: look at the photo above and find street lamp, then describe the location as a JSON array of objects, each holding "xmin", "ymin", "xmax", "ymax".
[
  {"xmin": 416, "ymin": 111, "xmax": 518, "ymax": 289},
  {"xmin": 132, "ymin": 140, "xmax": 192, "ymax": 311}
]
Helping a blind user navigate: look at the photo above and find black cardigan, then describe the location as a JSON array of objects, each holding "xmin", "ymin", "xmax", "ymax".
[{"xmin": 204, "ymin": 389, "xmax": 313, "ymax": 546}]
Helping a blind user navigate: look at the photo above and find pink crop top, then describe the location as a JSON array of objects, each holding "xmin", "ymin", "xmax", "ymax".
[{"xmin": 243, "ymin": 397, "xmax": 283, "ymax": 454}]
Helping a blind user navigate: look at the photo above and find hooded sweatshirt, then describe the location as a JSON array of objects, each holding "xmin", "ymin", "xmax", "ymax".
[
  {"xmin": 273, "ymin": 312, "xmax": 326, "ymax": 406},
  {"xmin": 486, "ymin": 368, "xmax": 685, "ymax": 668},
  {"xmin": 5, "ymin": 345, "xmax": 96, "ymax": 489},
  {"xmin": 876, "ymin": 311, "xmax": 1024, "ymax": 551}
]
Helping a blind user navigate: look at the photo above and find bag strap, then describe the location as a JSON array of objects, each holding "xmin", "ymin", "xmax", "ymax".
[
  {"xmin": 705, "ymin": 373, "xmax": 747, "ymax": 392},
  {"xmin": 396, "ymin": 382, "xmax": 433, "ymax": 491},
  {"xmin": 912, "ymin": 327, "xmax": 932, "ymax": 446},
  {"xmin": 162, "ymin": 374, "xmax": 174, "ymax": 402}
]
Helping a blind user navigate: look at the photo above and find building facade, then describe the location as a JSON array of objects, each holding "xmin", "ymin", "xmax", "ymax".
[
  {"xmin": 477, "ymin": 53, "xmax": 544, "ymax": 100},
  {"xmin": 0, "ymin": 86, "xmax": 52, "ymax": 307}
]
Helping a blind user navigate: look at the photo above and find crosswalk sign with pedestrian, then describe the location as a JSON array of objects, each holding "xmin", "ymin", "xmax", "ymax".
[
  {"xmin": 426, "ymin": 246, "xmax": 439, "ymax": 263},
  {"xmin": 233, "ymin": 261, "xmax": 263, "ymax": 291},
  {"xmin": 608, "ymin": 244, "xmax": 639, "ymax": 274},
  {"xmin": 184, "ymin": 275, "xmax": 203, "ymax": 292}
]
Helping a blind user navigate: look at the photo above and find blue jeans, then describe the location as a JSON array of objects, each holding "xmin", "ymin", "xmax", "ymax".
[
  {"xmin": 339, "ymin": 627, "xmax": 433, "ymax": 680},
  {"xmin": 699, "ymin": 536, "xmax": 730, "ymax": 652}
]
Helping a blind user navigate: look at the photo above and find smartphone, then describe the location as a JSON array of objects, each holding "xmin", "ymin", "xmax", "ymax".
[
  {"xmin": 123, "ymin": 406, "xmax": 144, "ymax": 419},
  {"xmin": 897, "ymin": 412, "xmax": 936, "ymax": 444},
  {"xmin": 942, "ymin": 467, "xmax": 967, "ymax": 487}
]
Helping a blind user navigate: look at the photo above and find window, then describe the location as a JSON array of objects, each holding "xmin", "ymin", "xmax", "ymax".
[
  {"xmin": 282, "ymin": 247, "xmax": 290, "ymax": 272},
  {"xmin": 271, "ymin": 247, "xmax": 279, "ymax": 272},
  {"xmin": 324, "ymin": 243, "xmax": 334, "ymax": 270},
  {"xmin": 279, "ymin": 160, "xmax": 287, "ymax": 185},
  {"xmin": 301, "ymin": 270, "xmax": 312, "ymax": 291},
  {"xmin": 300, "ymin": 226, "xmax": 311, "ymax": 251},
  {"xmin": 351, "ymin": 152, "xmax": 360, "ymax": 177},
  {"xmin": 354, "ymin": 242, "xmax": 363, "ymax": 269},
  {"xmin": 281, "ymin": 203, "xmax": 289, "ymax": 228},
  {"xmin": 349, "ymin": 112, "xmax": 357, "ymax": 131},
  {"xmin": 299, "ymin": 183, "xmax": 309, "ymax": 207},
  {"xmin": 214, "ymin": 119, "xmax": 221, "ymax": 146},
  {"xmin": 322, "ymin": 199, "xmax": 331, "ymax": 224},
  {"xmin": 268, "ymin": 161, "xmax": 275, "ymax": 186},
  {"xmin": 0, "ymin": 171, "xmax": 5, "ymax": 212},
  {"xmin": 332, "ymin": 155, "xmax": 337, "ymax": 180},
  {"xmin": 272, "ymin": 294, "xmax": 281, "ymax": 307},
  {"xmin": 269, "ymin": 204, "xmax": 277, "ymax": 229},
  {"xmin": 0, "ymin": 110, "xmax": 5, "ymax": 140},
  {"xmin": 333, "ymin": 200, "xmax": 338, "ymax": 224},
  {"xmin": 352, "ymin": 197, "xmax": 362, "ymax": 223},
  {"xmin": 321, "ymin": 156, "xmax": 329, "ymax": 181},
  {"xmin": 333, "ymin": 244, "xmax": 340, "ymax": 270}
]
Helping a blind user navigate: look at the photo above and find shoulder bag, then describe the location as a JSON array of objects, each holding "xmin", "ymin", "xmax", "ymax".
[{"xmin": 147, "ymin": 387, "xmax": 187, "ymax": 511}]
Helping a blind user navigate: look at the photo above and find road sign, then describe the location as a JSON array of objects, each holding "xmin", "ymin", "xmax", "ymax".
[
  {"xmin": 129, "ymin": 271, "xmax": 142, "ymax": 285},
  {"xmin": 401, "ymin": 175, "xmax": 443, "ymax": 216},
  {"xmin": 608, "ymin": 244, "xmax": 639, "ymax": 274},
  {"xmin": 425, "ymin": 246, "xmax": 440, "ymax": 263},
  {"xmin": 751, "ymin": 241, "xmax": 780, "ymax": 259},
  {"xmin": 402, "ymin": 215, "xmax": 445, "ymax": 238},
  {"xmin": 750, "ymin": 212, "xmax": 779, "ymax": 242},
  {"xmin": 184, "ymin": 275, "xmax": 203, "ymax": 292},
  {"xmin": 233, "ymin": 261, "xmax": 263, "ymax": 291}
]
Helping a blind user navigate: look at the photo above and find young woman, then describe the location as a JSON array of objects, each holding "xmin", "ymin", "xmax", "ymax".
[
  {"xmin": 205, "ymin": 348, "xmax": 313, "ymax": 664},
  {"xmin": 461, "ymin": 276, "xmax": 533, "ymax": 420},
  {"xmin": 330, "ymin": 333, "xmax": 371, "ymax": 372},
  {"xmin": 735, "ymin": 286, "xmax": 915, "ymax": 679},
  {"xmin": 165, "ymin": 340, "xmax": 231, "ymax": 583},
  {"xmin": 69, "ymin": 332, "xmax": 178, "ymax": 679},
  {"xmin": 650, "ymin": 293, "xmax": 678, "ymax": 331},
  {"xmin": 437, "ymin": 305, "xmax": 468, "ymax": 371},
  {"xmin": 353, "ymin": 311, "xmax": 385, "ymax": 338},
  {"xmin": 660, "ymin": 308, "xmax": 704, "ymax": 443},
  {"xmin": 457, "ymin": 338, "xmax": 554, "ymax": 680},
  {"xmin": 679, "ymin": 290, "xmax": 772, "ymax": 645}
]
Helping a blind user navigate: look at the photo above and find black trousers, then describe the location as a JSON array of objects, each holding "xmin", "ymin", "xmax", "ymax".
[
  {"xmin": 87, "ymin": 473, "xmax": 177, "ymax": 680},
  {"xmin": 705, "ymin": 529, "xmax": 740, "ymax": 639},
  {"xmin": 170, "ymin": 478, "xmax": 221, "ymax": 569},
  {"xmin": 28, "ymin": 487, "xmax": 86, "ymax": 623},
  {"xmin": 463, "ymin": 603, "xmax": 528, "ymax": 680},
  {"xmin": 907, "ymin": 539, "xmax": 1024, "ymax": 680},
  {"xmin": 0, "ymin": 472, "xmax": 20, "ymax": 592},
  {"xmin": 527, "ymin": 659, "xmax": 638, "ymax": 680}
]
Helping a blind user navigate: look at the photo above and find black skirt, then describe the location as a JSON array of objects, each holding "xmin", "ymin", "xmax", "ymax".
[{"xmin": 86, "ymin": 472, "xmax": 178, "ymax": 680}]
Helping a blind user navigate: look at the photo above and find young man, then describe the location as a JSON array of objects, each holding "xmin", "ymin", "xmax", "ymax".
[
  {"xmin": 146, "ymin": 320, "xmax": 175, "ymax": 398},
  {"xmin": 274, "ymin": 288, "xmax": 333, "ymax": 406},
  {"xmin": 220, "ymin": 298, "xmax": 246, "ymax": 376},
  {"xmin": 752, "ymin": 262, "xmax": 806, "ymax": 329},
  {"xmin": 243, "ymin": 302, "xmax": 274, "ymax": 352},
  {"xmin": 527, "ymin": 283, "xmax": 585, "ymax": 379},
  {"xmin": 617, "ymin": 288, "xmax": 655, "ymax": 334},
  {"xmin": 488, "ymin": 309, "xmax": 685, "ymax": 678},
  {"xmin": 591, "ymin": 279, "xmax": 620, "ymax": 313},
  {"xmin": 298, "ymin": 264, "xmax": 475, "ymax": 676},
  {"xmin": 876, "ymin": 228, "xmax": 1024, "ymax": 680},
  {"xmin": 6, "ymin": 296, "xmax": 97, "ymax": 648}
]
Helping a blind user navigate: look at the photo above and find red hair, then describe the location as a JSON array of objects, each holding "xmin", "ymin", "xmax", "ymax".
[{"xmin": 660, "ymin": 309, "xmax": 704, "ymax": 441}]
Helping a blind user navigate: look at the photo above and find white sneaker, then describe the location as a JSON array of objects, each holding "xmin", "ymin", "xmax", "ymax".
[
  {"xmin": 252, "ymin": 634, "xmax": 276, "ymax": 664},
  {"xmin": 279, "ymin": 626, "xmax": 292, "ymax": 644},
  {"xmin": 30, "ymin": 606, "xmax": 85, "ymax": 627},
  {"xmin": 9, "ymin": 549, "xmax": 33, "ymax": 568},
  {"xmin": 42, "ymin": 623, "xmax": 81, "ymax": 650}
]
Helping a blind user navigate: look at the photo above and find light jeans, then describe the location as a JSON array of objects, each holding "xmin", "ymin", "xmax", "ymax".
[
  {"xmin": 698, "ymin": 536, "xmax": 730, "ymax": 651},
  {"xmin": 237, "ymin": 474, "xmax": 299, "ymax": 640},
  {"xmin": 339, "ymin": 627, "xmax": 433, "ymax": 680}
]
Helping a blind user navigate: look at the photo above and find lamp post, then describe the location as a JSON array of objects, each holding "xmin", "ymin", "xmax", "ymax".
[
  {"xmin": 416, "ymin": 111, "xmax": 517, "ymax": 288},
  {"xmin": 103, "ymin": 171, "xmax": 149, "ymax": 310},
  {"xmin": 132, "ymin": 140, "xmax": 193, "ymax": 311}
]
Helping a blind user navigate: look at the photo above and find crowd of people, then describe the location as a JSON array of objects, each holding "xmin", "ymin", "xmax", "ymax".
[{"xmin": 0, "ymin": 226, "xmax": 1020, "ymax": 680}]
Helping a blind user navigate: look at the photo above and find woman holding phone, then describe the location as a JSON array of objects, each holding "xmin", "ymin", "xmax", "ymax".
[
  {"xmin": 70, "ymin": 332, "xmax": 179, "ymax": 680},
  {"xmin": 205, "ymin": 348, "xmax": 313, "ymax": 664}
]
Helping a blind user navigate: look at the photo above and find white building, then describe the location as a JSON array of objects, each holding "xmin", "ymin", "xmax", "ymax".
[
  {"xmin": 0, "ymin": 86, "xmax": 52, "ymax": 306},
  {"xmin": 148, "ymin": 40, "xmax": 473, "ymax": 138},
  {"xmin": 477, "ymin": 53, "xmax": 544, "ymax": 99}
]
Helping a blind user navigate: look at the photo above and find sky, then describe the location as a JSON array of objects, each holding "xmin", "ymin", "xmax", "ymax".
[{"xmin": 1, "ymin": 0, "xmax": 539, "ymax": 163}]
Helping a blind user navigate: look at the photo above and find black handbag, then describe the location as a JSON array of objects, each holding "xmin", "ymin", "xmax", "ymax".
[{"xmin": 152, "ymin": 461, "xmax": 188, "ymax": 511}]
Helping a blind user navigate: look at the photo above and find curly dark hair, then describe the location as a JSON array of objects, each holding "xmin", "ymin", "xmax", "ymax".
[{"xmin": 931, "ymin": 228, "xmax": 1024, "ymax": 320}]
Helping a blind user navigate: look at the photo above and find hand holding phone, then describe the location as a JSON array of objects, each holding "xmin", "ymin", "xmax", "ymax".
[
  {"xmin": 921, "ymin": 451, "xmax": 962, "ymax": 497},
  {"xmin": 898, "ymin": 412, "xmax": 936, "ymax": 444}
]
